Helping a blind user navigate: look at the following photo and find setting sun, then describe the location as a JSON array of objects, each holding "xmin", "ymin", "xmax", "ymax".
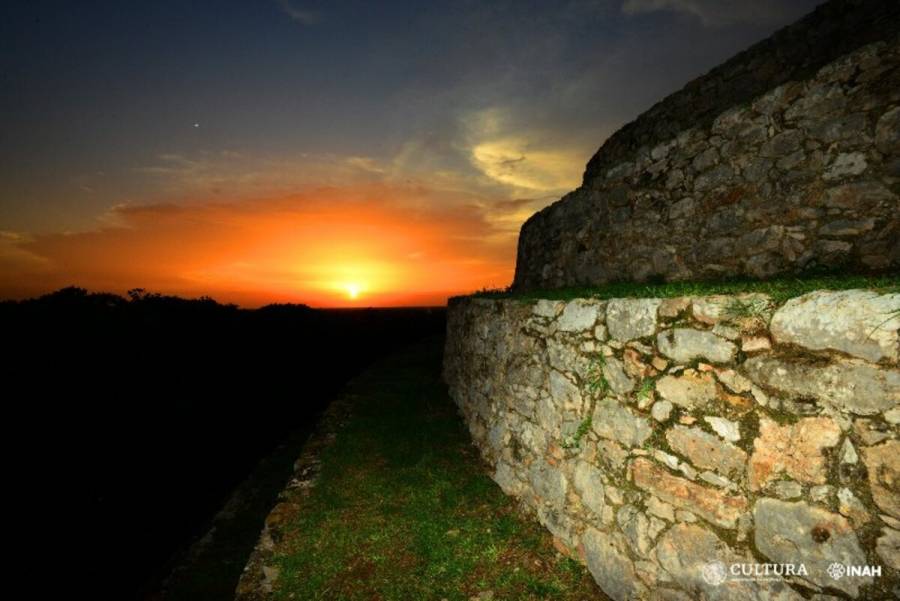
[{"xmin": 344, "ymin": 282, "xmax": 362, "ymax": 300}]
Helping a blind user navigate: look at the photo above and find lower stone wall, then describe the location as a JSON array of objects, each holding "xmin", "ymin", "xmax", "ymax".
[{"xmin": 443, "ymin": 289, "xmax": 899, "ymax": 600}]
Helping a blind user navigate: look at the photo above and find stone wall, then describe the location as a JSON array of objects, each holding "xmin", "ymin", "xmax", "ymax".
[
  {"xmin": 513, "ymin": 0, "xmax": 900, "ymax": 290},
  {"xmin": 443, "ymin": 289, "xmax": 900, "ymax": 599}
]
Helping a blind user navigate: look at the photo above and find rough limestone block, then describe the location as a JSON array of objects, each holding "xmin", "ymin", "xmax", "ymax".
[
  {"xmin": 606, "ymin": 298, "xmax": 662, "ymax": 341},
  {"xmin": 754, "ymin": 499, "xmax": 870, "ymax": 597},
  {"xmin": 743, "ymin": 355, "xmax": 900, "ymax": 415},
  {"xmin": 748, "ymin": 417, "xmax": 841, "ymax": 490},
  {"xmin": 770, "ymin": 290, "xmax": 900, "ymax": 363},
  {"xmin": 657, "ymin": 328, "xmax": 737, "ymax": 363}
]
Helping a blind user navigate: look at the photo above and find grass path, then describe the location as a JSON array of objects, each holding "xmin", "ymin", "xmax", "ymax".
[{"xmin": 239, "ymin": 338, "xmax": 605, "ymax": 600}]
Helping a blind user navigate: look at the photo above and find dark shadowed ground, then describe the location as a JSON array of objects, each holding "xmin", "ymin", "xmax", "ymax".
[{"xmin": 2, "ymin": 288, "xmax": 445, "ymax": 600}]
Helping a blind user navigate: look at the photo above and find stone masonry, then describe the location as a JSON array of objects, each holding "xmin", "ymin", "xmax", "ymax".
[
  {"xmin": 443, "ymin": 289, "xmax": 900, "ymax": 599},
  {"xmin": 513, "ymin": 0, "xmax": 900, "ymax": 290}
]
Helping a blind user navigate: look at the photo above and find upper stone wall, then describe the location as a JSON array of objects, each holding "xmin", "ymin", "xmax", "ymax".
[{"xmin": 514, "ymin": 0, "xmax": 900, "ymax": 291}]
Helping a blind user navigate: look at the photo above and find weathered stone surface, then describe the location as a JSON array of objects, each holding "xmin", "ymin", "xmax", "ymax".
[
  {"xmin": 657, "ymin": 328, "xmax": 737, "ymax": 364},
  {"xmin": 666, "ymin": 425, "xmax": 747, "ymax": 477},
  {"xmin": 770, "ymin": 290, "xmax": 900, "ymax": 363},
  {"xmin": 582, "ymin": 528, "xmax": 647, "ymax": 601},
  {"xmin": 704, "ymin": 416, "xmax": 741, "ymax": 442},
  {"xmin": 651, "ymin": 400, "xmax": 673, "ymax": 422},
  {"xmin": 572, "ymin": 460, "xmax": 606, "ymax": 515},
  {"xmin": 658, "ymin": 297, "xmax": 690, "ymax": 318},
  {"xmin": 593, "ymin": 399, "xmax": 652, "ymax": 448},
  {"xmin": 876, "ymin": 526, "xmax": 900, "ymax": 571},
  {"xmin": 532, "ymin": 299, "xmax": 562, "ymax": 318},
  {"xmin": 647, "ymin": 495, "xmax": 675, "ymax": 522},
  {"xmin": 617, "ymin": 504, "xmax": 653, "ymax": 556},
  {"xmin": 602, "ymin": 357, "xmax": 635, "ymax": 394},
  {"xmin": 656, "ymin": 370, "xmax": 717, "ymax": 409},
  {"xmin": 743, "ymin": 355, "xmax": 900, "ymax": 415},
  {"xmin": 875, "ymin": 106, "xmax": 900, "ymax": 155},
  {"xmin": 528, "ymin": 459, "xmax": 567, "ymax": 508},
  {"xmin": 445, "ymin": 284, "xmax": 900, "ymax": 601},
  {"xmin": 837, "ymin": 487, "xmax": 869, "ymax": 525},
  {"xmin": 772, "ymin": 480, "xmax": 803, "ymax": 499},
  {"xmin": 749, "ymin": 417, "xmax": 841, "ymax": 490},
  {"xmin": 655, "ymin": 523, "xmax": 802, "ymax": 601},
  {"xmin": 691, "ymin": 296, "xmax": 735, "ymax": 325},
  {"xmin": 494, "ymin": 462, "xmax": 524, "ymax": 496},
  {"xmin": 558, "ymin": 300, "xmax": 600, "ymax": 332},
  {"xmin": 862, "ymin": 440, "xmax": 900, "ymax": 519},
  {"xmin": 548, "ymin": 370, "xmax": 582, "ymax": 411},
  {"xmin": 632, "ymin": 458, "xmax": 747, "ymax": 528},
  {"xmin": 754, "ymin": 499, "xmax": 870, "ymax": 596},
  {"xmin": 606, "ymin": 299, "xmax": 661, "ymax": 341}
]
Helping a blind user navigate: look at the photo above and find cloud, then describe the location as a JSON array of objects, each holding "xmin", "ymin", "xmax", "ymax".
[
  {"xmin": 277, "ymin": 0, "xmax": 319, "ymax": 26},
  {"xmin": 621, "ymin": 0, "xmax": 802, "ymax": 26}
]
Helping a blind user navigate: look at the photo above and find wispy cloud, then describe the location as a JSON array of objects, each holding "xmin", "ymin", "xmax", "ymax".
[
  {"xmin": 277, "ymin": 0, "xmax": 320, "ymax": 26},
  {"xmin": 621, "ymin": 0, "xmax": 802, "ymax": 26}
]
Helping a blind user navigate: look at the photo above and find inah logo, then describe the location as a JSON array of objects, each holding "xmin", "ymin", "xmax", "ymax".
[
  {"xmin": 827, "ymin": 563, "xmax": 846, "ymax": 580},
  {"xmin": 701, "ymin": 561, "xmax": 728, "ymax": 586},
  {"xmin": 826, "ymin": 563, "xmax": 882, "ymax": 580}
]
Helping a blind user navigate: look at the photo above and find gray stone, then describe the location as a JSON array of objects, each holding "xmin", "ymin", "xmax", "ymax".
[
  {"xmin": 693, "ymin": 164, "xmax": 733, "ymax": 191},
  {"xmin": 572, "ymin": 460, "xmax": 606, "ymax": 515},
  {"xmin": 651, "ymin": 400, "xmax": 673, "ymax": 422},
  {"xmin": 666, "ymin": 425, "xmax": 747, "ymax": 477},
  {"xmin": 810, "ymin": 485, "xmax": 833, "ymax": 503},
  {"xmin": 655, "ymin": 370, "xmax": 717, "ymax": 409},
  {"xmin": 617, "ymin": 504, "xmax": 653, "ymax": 556},
  {"xmin": 704, "ymin": 416, "xmax": 741, "ymax": 442},
  {"xmin": 840, "ymin": 438, "xmax": 858, "ymax": 464},
  {"xmin": 837, "ymin": 487, "xmax": 869, "ymax": 525},
  {"xmin": 546, "ymin": 339, "xmax": 591, "ymax": 379},
  {"xmin": 743, "ymin": 355, "xmax": 900, "ymax": 415},
  {"xmin": 875, "ymin": 106, "xmax": 900, "ymax": 155},
  {"xmin": 593, "ymin": 399, "xmax": 651, "ymax": 448},
  {"xmin": 760, "ymin": 129, "xmax": 803, "ymax": 157},
  {"xmin": 532, "ymin": 299, "xmax": 562, "ymax": 318},
  {"xmin": 818, "ymin": 218, "xmax": 875, "ymax": 237},
  {"xmin": 606, "ymin": 298, "xmax": 661, "ymax": 341},
  {"xmin": 656, "ymin": 328, "xmax": 737, "ymax": 364},
  {"xmin": 754, "ymin": 499, "xmax": 870, "ymax": 596},
  {"xmin": 602, "ymin": 357, "xmax": 635, "ymax": 394},
  {"xmin": 558, "ymin": 300, "xmax": 600, "ymax": 332},
  {"xmin": 770, "ymin": 290, "xmax": 900, "ymax": 363},
  {"xmin": 772, "ymin": 480, "xmax": 803, "ymax": 499},
  {"xmin": 647, "ymin": 495, "xmax": 676, "ymax": 522},
  {"xmin": 655, "ymin": 523, "xmax": 802, "ymax": 601},
  {"xmin": 693, "ymin": 147, "xmax": 719, "ymax": 171},
  {"xmin": 582, "ymin": 528, "xmax": 647, "ymax": 601},
  {"xmin": 876, "ymin": 527, "xmax": 900, "ymax": 571},
  {"xmin": 824, "ymin": 151, "xmax": 867, "ymax": 180},
  {"xmin": 548, "ymin": 370, "xmax": 582, "ymax": 411},
  {"xmin": 493, "ymin": 462, "xmax": 523, "ymax": 496},
  {"xmin": 528, "ymin": 460, "xmax": 567, "ymax": 508}
]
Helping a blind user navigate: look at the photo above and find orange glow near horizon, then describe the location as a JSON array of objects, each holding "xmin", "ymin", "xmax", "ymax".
[{"xmin": 0, "ymin": 184, "xmax": 519, "ymax": 307}]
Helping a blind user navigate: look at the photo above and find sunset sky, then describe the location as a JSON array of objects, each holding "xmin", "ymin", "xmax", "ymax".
[{"xmin": 0, "ymin": 0, "xmax": 820, "ymax": 306}]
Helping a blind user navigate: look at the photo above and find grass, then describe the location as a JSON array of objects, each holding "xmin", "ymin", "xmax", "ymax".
[
  {"xmin": 471, "ymin": 273, "xmax": 899, "ymax": 304},
  {"xmin": 265, "ymin": 339, "xmax": 605, "ymax": 601}
]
